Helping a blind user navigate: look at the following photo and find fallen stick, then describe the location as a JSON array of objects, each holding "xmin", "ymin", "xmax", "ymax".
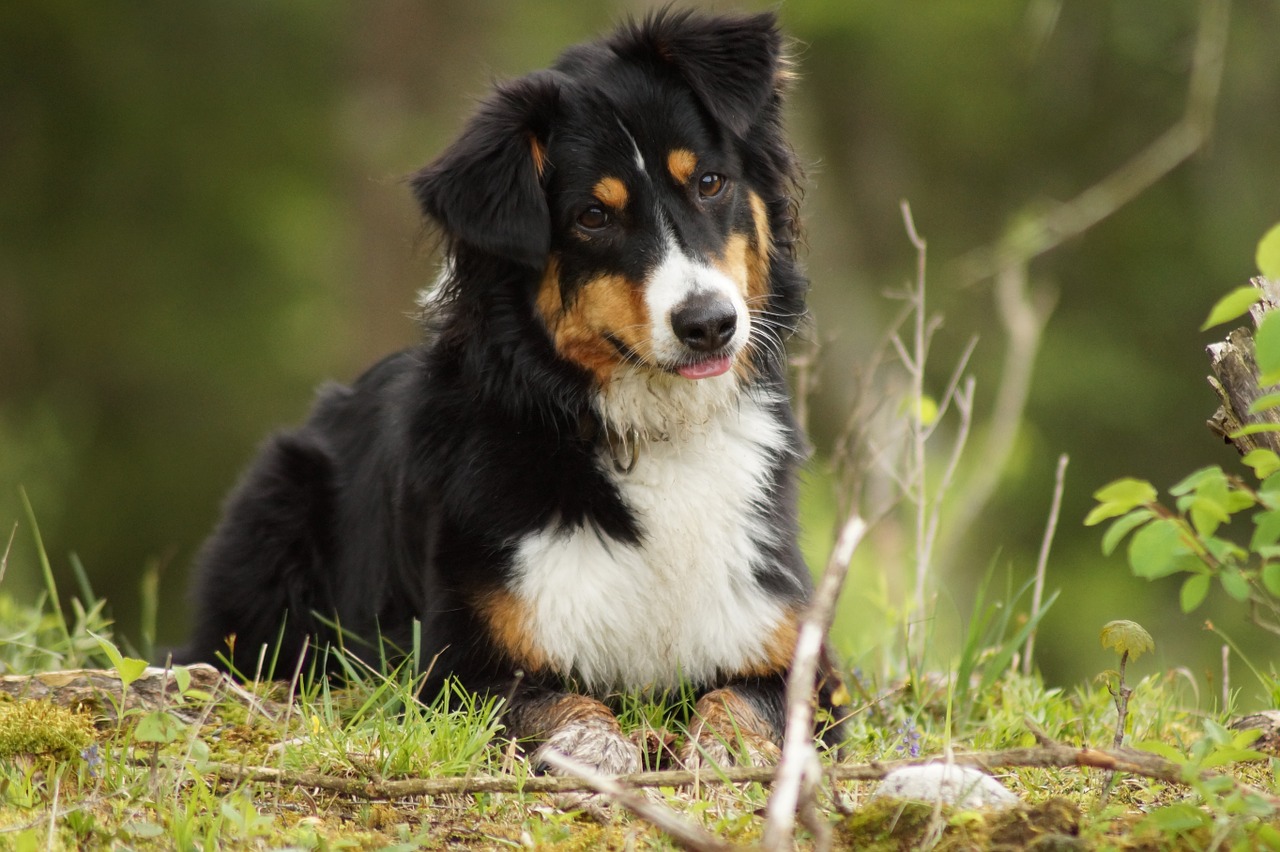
[{"xmin": 177, "ymin": 739, "xmax": 1276, "ymax": 806}]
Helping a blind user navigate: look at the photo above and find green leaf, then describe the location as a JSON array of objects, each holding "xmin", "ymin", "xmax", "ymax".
[
  {"xmin": 134, "ymin": 710, "xmax": 184, "ymax": 745},
  {"xmin": 1189, "ymin": 496, "xmax": 1230, "ymax": 539},
  {"xmin": 1203, "ymin": 535, "xmax": 1247, "ymax": 564},
  {"xmin": 1180, "ymin": 573, "xmax": 1211, "ymax": 613},
  {"xmin": 1094, "ymin": 477, "xmax": 1158, "ymax": 505},
  {"xmin": 1170, "ymin": 465, "xmax": 1225, "ymax": 497},
  {"xmin": 1262, "ymin": 563, "xmax": 1280, "ymax": 597},
  {"xmin": 1258, "ymin": 222, "xmax": 1280, "ymax": 278},
  {"xmin": 1202, "ymin": 285, "xmax": 1263, "ymax": 330},
  {"xmin": 1225, "ymin": 488, "xmax": 1258, "ymax": 513},
  {"xmin": 1249, "ymin": 394, "xmax": 1280, "ymax": 415},
  {"xmin": 1100, "ymin": 619, "xmax": 1155, "ymax": 658},
  {"xmin": 1200, "ymin": 746, "xmax": 1269, "ymax": 769},
  {"xmin": 1102, "ymin": 509, "xmax": 1155, "ymax": 556},
  {"xmin": 1086, "ymin": 478, "xmax": 1158, "ymax": 526},
  {"xmin": 1135, "ymin": 740, "xmax": 1188, "ymax": 764},
  {"xmin": 90, "ymin": 631, "xmax": 124, "ymax": 672},
  {"xmin": 116, "ymin": 657, "xmax": 149, "ymax": 687},
  {"xmin": 1144, "ymin": 803, "xmax": 1210, "ymax": 833},
  {"xmin": 1232, "ymin": 422, "xmax": 1280, "ymax": 439},
  {"xmin": 1256, "ymin": 311, "xmax": 1280, "ymax": 384},
  {"xmin": 1220, "ymin": 569, "xmax": 1251, "ymax": 602},
  {"xmin": 1128, "ymin": 519, "xmax": 1188, "ymax": 579},
  {"xmin": 1251, "ymin": 508, "xmax": 1280, "ymax": 550}
]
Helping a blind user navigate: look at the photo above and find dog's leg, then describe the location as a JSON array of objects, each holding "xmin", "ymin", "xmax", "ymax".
[
  {"xmin": 683, "ymin": 652, "xmax": 849, "ymax": 769},
  {"xmin": 506, "ymin": 690, "xmax": 641, "ymax": 776},
  {"xmin": 682, "ymin": 678, "xmax": 784, "ymax": 768},
  {"xmin": 178, "ymin": 433, "xmax": 337, "ymax": 677}
]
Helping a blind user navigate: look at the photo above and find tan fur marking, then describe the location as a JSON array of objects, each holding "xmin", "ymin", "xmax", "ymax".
[
  {"xmin": 693, "ymin": 688, "xmax": 778, "ymax": 741},
  {"xmin": 536, "ymin": 257, "xmax": 564, "ymax": 330},
  {"xmin": 593, "ymin": 176, "xmax": 629, "ymax": 210},
  {"xmin": 745, "ymin": 192, "xmax": 773, "ymax": 314},
  {"xmin": 666, "ymin": 148, "xmax": 698, "ymax": 184},
  {"xmin": 684, "ymin": 687, "xmax": 780, "ymax": 766},
  {"xmin": 733, "ymin": 609, "xmax": 799, "ymax": 678},
  {"xmin": 538, "ymin": 264, "xmax": 651, "ymax": 386},
  {"xmin": 504, "ymin": 691, "xmax": 621, "ymax": 741},
  {"xmin": 475, "ymin": 588, "xmax": 549, "ymax": 672}
]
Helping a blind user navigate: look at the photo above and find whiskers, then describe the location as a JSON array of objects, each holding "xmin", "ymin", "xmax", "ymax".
[{"xmin": 743, "ymin": 295, "xmax": 804, "ymax": 368}]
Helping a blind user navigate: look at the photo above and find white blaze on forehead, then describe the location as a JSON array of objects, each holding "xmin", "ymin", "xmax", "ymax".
[
  {"xmin": 645, "ymin": 239, "xmax": 750, "ymax": 364},
  {"xmin": 616, "ymin": 118, "xmax": 645, "ymax": 172}
]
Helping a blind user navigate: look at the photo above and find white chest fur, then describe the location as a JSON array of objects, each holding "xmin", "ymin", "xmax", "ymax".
[{"xmin": 510, "ymin": 390, "xmax": 795, "ymax": 692}]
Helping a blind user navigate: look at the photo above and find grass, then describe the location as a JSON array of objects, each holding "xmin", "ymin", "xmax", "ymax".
[{"xmin": 5, "ymin": 535, "xmax": 1280, "ymax": 852}]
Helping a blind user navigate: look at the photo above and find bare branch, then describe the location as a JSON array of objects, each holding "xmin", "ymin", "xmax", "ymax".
[
  {"xmin": 763, "ymin": 515, "xmax": 868, "ymax": 851},
  {"xmin": 1022, "ymin": 454, "xmax": 1069, "ymax": 676},
  {"xmin": 183, "ymin": 738, "xmax": 1280, "ymax": 808},
  {"xmin": 538, "ymin": 751, "xmax": 736, "ymax": 852}
]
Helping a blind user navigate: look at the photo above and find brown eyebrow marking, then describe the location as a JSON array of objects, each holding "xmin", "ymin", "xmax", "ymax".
[
  {"xmin": 593, "ymin": 176, "xmax": 629, "ymax": 210},
  {"xmin": 666, "ymin": 148, "xmax": 697, "ymax": 184}
]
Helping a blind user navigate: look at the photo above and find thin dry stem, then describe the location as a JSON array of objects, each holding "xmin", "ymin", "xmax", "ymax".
[
  {"xmin": 182, "ymin": 736, "xmax": 1280, "ymax": 808},
  {"xmin": 904, "ymin": 203, "xmax": 931, "ymax": 637},
  {"xmin": 762, "ymin": 514, "xmax": 868, "ymax": 851},
  {"xmin": 1022, "ymin": 453, "xmax": 1069, "ymax": 676},
  {"xmin": 538, "ymin": 751, "xmax": 734, "ymax": 852}
]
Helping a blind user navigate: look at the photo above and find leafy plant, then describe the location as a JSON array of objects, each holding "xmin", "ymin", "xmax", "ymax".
[
  {"xmin": 1087, "ymin": 464, "xmax": 1280, "ymax": 626},
  {"xmin": 1099, "ymin": 619, "xmax": 1153, "ymax": 748}
]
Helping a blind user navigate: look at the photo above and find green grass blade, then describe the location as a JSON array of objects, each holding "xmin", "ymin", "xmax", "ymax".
[{"xmin": 19, "ymin": 487, "xmax": 72, "ymax": 649}]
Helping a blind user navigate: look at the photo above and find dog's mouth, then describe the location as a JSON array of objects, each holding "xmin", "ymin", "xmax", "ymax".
[{"xmin": 676, "ymin": 355, "xmax": 733, "ymax": 380}]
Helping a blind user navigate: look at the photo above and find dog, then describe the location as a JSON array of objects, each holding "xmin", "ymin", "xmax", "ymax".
[{"xmin": 178, "ymin": 9, "xmax": 846, "ymax": 774}]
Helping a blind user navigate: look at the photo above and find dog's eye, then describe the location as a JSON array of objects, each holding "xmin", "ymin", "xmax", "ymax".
[
  {"xmin": 577, "ymin": 205, "xmax": 611, "ymax": 231},
  {"xmin": 697, "ymin": 172, "xmax": 726, "ymax": 199}
]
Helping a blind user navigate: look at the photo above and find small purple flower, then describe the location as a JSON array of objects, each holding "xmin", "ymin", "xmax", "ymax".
[
  {"xmin": 895, "ymin": 721, "xmax": 922, "ymax": 758},
  {"xmin": 81, "ymin": 743, "xmax": 102, "ymax": 777}
]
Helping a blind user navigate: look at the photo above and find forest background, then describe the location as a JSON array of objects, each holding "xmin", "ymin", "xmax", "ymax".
[{"xmin": 2, "ymin": 0, "xmax": 1278, "ymax": 705}]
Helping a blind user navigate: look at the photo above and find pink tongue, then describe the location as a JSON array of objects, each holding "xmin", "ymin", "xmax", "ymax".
[{"xmin": 677, "ymin": 356, "xmax": 733, "ymax": 380}]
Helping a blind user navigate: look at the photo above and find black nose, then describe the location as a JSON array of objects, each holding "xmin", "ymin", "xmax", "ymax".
[{"xmin": 671, "ymin": 293, "xmax": 738, "ymax": 353}]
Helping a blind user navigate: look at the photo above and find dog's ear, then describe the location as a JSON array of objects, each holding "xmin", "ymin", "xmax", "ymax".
[
  {"xmin": 411, "ymin": 71, "xmax": 560, "ymax": 269},
  {"xmin": 614, "ymin": 11, "xmax": 784, "ymax": 138}
]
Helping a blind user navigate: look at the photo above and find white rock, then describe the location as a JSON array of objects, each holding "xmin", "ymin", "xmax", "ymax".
[{"xmin": 872, "ymin": 764, "xmax": 1020, "ymax": 810}]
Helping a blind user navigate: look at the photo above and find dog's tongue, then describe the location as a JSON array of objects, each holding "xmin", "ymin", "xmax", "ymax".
[{"xmin": 678, "ymin": 356, "xmax": 733, "ymax": 380}]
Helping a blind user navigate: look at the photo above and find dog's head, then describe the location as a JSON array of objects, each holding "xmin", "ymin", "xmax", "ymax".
[{"xmin": 412, "ymin": 11, "xmax": 803, "ymax": 391}]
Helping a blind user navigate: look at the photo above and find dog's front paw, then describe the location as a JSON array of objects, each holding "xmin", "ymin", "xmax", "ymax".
[
  {"xmin": 680, "ymin": 728, "xmax": 780, "ymax": 770},
  {"xmin": 533, "ymin": 717, "xmax": 642, "ymax": 776},
  {"xmin": 680, "ymin": 687, "xmax": 781, "ymax": 770}
]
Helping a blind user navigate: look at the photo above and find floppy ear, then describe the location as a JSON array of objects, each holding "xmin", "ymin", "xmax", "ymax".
[
  {"xmin": 410, "ymin": 71, "xmax": 560, "ymax": 269},
  {"xmin": 613, "ymin": 11, "xmax": 784, "ymax": 137}
]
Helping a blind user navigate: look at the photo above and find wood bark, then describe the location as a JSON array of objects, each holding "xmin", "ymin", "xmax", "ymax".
[
  {"xmin": 0, "ymin": 664, "xmax": 239, "ymax": 722},
  {"xmin": 1207, "ymin": 277, "xmax": 1280, "ymax": 454}
]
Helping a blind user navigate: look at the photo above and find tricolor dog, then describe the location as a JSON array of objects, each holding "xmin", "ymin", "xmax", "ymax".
[{"xmin": 179, "ymin": 10, "xmax": 846, "ymax": 773}]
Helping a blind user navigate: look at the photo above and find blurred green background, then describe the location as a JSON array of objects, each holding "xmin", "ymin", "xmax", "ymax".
[{"xmin": 2, "ymin": 1, "xmax": 1277, "ymax": 701}]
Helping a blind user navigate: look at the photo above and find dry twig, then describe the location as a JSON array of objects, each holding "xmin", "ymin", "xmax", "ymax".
[
  {"xmin": 180, "ymin": 737, "xmax": 1278, "ymax": 808},
  {"xmin": 762, "ymin": 515, "xmax": 868, "ymax": 851},
  {"xmin": 1022, "ymin": 453, "xmax": 1069, "ymax": 676}
]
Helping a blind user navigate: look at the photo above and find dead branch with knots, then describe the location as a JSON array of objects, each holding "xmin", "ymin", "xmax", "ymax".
[{"xmin": 1208, "ymin": 277, "xmax": 1280, "ymax": 455}]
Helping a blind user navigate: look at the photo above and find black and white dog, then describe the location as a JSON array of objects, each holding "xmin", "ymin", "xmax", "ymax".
[{"xmin": 179, "ymin": 10, "xmax": 845, "ymax": 773}]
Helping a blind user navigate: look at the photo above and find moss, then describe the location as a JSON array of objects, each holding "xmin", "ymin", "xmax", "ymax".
[
  {"xmin": 0, "ymin": 699, "xmax": 96, "ymax": 761},
  {"xmin": 837, "ymin": 796, "xmax": 1085, "ymax": 851}
]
